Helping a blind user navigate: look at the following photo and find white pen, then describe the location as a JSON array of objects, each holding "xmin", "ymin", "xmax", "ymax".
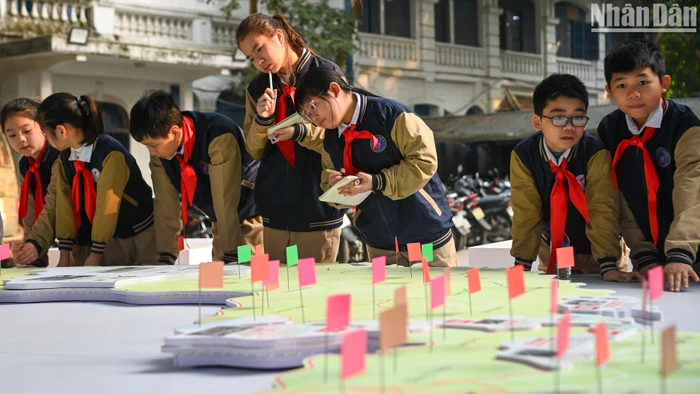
[{"xmin": 268, "ymin": 71, "xmax": 273, "ymax": 92}]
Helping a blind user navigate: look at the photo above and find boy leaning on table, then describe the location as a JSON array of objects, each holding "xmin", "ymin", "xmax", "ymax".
[{"xmin": 510, "ymin": 73, "xmax": 637, "ymax": 283}]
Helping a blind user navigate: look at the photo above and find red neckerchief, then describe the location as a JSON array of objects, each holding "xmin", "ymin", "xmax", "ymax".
[
  {"xmin": 72, "ymin": 159, "xmax": 96, "ymax": 230},
  {"xmin": 19, "ymin": 142, "xmax": 47, "ymax": 225},
  {"xmin": 275, "ymin": 84, "xmax": 296, "ymax": 167},
  {"xmin": 547, "ymin": 157, "xmax": 589, "ymax": 274},
  {"xmin": 342, "ymin": 124, "xmax": 379, "ymax": 176},
  {"xmin": 611, "ymin": 99, "xmax": 665, "ymax": 245},
  {"xmin": 176, "ymin": 116, "xmax": 197, "ymax": 237}
]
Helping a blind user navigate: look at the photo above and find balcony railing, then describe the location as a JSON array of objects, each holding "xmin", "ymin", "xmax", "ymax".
[
  {"xmin": 358, "ymin": 33, "xmax": 418, "ymax": 62},
  {"xmin": 114, "ymin": 11, "xmax": 192, "ymax": 42},
  {"xmin": 556, "ymin": 57, "xmax": 595, "ymax": 83},
  {"xmin": 436, "ymin": 43, "xmax": 485, "ymax": 70},
  {"xmin": 4, "ymin": 0, "xmax": 89, "ymax": 32},
  {"xmin": 501, "ymin": 50, "xmax": 542, "ymax": 75}
]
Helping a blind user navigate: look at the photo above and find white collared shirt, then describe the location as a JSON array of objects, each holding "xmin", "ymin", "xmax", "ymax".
[
  {"xmin": 626, "ymin": 98, "xmax": 663, "ymax": 135},
  {"xmin": 69, "ymin": 142, "xmax": 94, "ymax": 163},
  {"xmin": 337, "ymin": 93, "xmax": 362, "ymax": 137},
  {"xmin": 542, "ymin": 138, "xmax": 571, "ymax": 166}
]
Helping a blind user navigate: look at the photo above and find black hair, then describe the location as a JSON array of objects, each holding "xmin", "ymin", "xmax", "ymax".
[
  {"xmin": 38, "ymin": 93, "xmax": 103, "ymax": 145},
  {"xmin": 129, "ymin": 90, "xmax": 183, "ymax": 142},
  {"xmin": 604, "ymin": 39, "xmax": 666, "ymax": 86},
  {"xmin": 532, "ymin": 74, "xmax": 589, "ymax": 115},
  {"xmin": 294, "ymin": 67, "xmax": 377, "ymax": 114},
  {"xmin": 1, "ymin": 97, "xmax": 40, "ymax": 133}
]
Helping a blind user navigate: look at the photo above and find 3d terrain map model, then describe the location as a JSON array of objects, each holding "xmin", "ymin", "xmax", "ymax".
[{"xmin": 1, "ymin": 263, "xmax": 698, "ymax": 393}]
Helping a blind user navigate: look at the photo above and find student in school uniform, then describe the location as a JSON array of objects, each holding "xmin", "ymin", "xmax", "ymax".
[
  {"xmin": 509, "ymin": 74, "xmax": 637, "ymax": 282},
  {"xmin": 128, "ymin": 90, "xmax": 261, "ymax": 265},
  {"xmin": 293, "ymin": 67, "xmax": 458, "ymax": 267},
  {"xmin": 236, "ymin": 13, "xmax": 344, "ymax": 264},
  {"xmin": 597, "ymin": 39, "xmax": 700, "ymax": 291},
  {"xmin": 1, "ymin": 98, "xmax": 61, "ymax": 267},
  {"xmin": 37, "ymin": 93, "xmax": 157, "ymax": 266}
]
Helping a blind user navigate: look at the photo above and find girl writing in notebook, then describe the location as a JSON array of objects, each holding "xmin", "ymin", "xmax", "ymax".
[
  {"xmin": 37, "ymin": 93, "xmax": 157, "ymax": 266},
  {"xmin": 294, "ymin": 68, "xmax": 458, "ymax": 267},
  {"xmin": 1, "ymin": 98, "xmax": 60, "ymax": 267},
  {"xmin": 236, "ymin": 13, "xmax": 344, "ymax": 264}
]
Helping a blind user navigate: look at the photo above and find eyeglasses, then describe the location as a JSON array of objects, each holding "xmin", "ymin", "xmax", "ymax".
[
  {"xmin": 298, "ymin": 100, "xmax": 317, "ymax": 123},
  {"xmin": 540, "ymin": 115, "xmax": 590, "ymax": 127}
]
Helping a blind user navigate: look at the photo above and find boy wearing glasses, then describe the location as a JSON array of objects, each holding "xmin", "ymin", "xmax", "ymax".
[{"xmin": 510, "ymin": 74, "xmax": 638, "ymax": 282}]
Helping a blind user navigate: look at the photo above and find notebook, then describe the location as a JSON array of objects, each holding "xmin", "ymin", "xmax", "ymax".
[
  {"xmin": 268, "ymin": 113, "xmax": 303, "ymax": 136},
  {"xmin": 319, "ymin": 176, "xmax": 372, "ymax": 206}
]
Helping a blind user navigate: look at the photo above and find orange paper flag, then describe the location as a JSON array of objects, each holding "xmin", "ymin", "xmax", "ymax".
[
  {"xmin": 595, "ymin": 321, "xmax": 610, "ymax": 366},
  {"xmin": 395, "ymin": 286, "xmax": 407, "ymax": 307},
  {"xmin": 379, "ymin": 305, "xmax": 408, "ymax": 352},
  {"xmin": 555, "ymin": 246, "xmax": 575, "ymax": 269},
  {"xmin": 661, "ymin": 325, "xmax": 678, "ymax": 377},
  {"xmin": 422, "ymin": 257, "xmax": 430, "ymax": 284},
  {"xmin": 407, "ymin": 242, "xmax": 422, "ymax": 262},
  {"xmin": 468, "ymin": 267, "xmax": 481, "ymax": 294},
  {"xmin": 507, "ymin": 265, "xmax": 526, "ymax": 300},
  {"xmin": 199, "ymin": 261, "xmax": 224, "ymax": 288},
  {"xmin": 251, "ymin": 253, "xmax": 270, "ymax": 283}
]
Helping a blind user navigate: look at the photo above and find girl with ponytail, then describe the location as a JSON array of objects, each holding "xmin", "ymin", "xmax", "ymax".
[
  {"xmin": 37, "ymin": 93, "xmax": 157, "ymax": 266},
  {"xmin": 236, "ymin": 13, "xmax": 345, "ymax": 265},
  {"xmin": 1, "ymin": 98, "xmax": 61, "ymax": 267},
  {"xmin": 294, "ymin": 67, "xmax": 459, "ymax": 267}
]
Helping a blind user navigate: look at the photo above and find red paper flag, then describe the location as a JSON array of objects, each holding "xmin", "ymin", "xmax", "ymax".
[
  {"xmin": 595, "ymin": 321, "xmax": 610, "ymax": 366},
  {"xmin": 556, "ymin": 312, "xmax": 571, "ymax": 359},
  {"xmin": 421, "ymin": 257, "xmax": 431, "ymax": 284},
  {"xmin": 395, "ymin": 237, "xmax": 399, "ymax": 254},
  {"xmin": 507, "ymin": 265, "xmax": 526, "ymax": 300},
  {"xmin": 178, "ymin": 236, "xmax": 186, "ymax": 252},
  {"xmin": 372, "ymin": 256, "xmax": 387, "ymax": 284},
  {"xmin": 326, "ymin": 293, "xmax": 351, "ymax": 332},
  {"xmin": 407, "ymin": 242, "xmax": 422, "ymax": 262},
  {"xmin": 550, "ymin": 278, "xmax": 559, "ymax": 314},
  {"xmin": 199, "ymin": 261, "xmax": 224, "ymax": 288},
  {"xmin": 341, "ymin": 329, "xmax": 367, "ymax": 380},
  {"xmin": 468, "ymin": 267, "xmax": 481, "ymax": 294},
  {"xmin": 251, "ymin": 253, "xmax": 270, "ymax": 283},
  {"xmin": 555, "ymin": 246, "xmax": 575, "ymax": 269},
  {"xmin": 298, "ymin": 257, "xmax": 317, "ymax": 287},
  {"xmin": 430, "ymin": 275, "xmax": 446, "ymax": 310},
  {"xmin": 648, "ymin": 265, "xmax": 664, "ymax": 301},
  {"xmin": 264, "ymin": 260, "xmax": 280, "ymax": 291}
]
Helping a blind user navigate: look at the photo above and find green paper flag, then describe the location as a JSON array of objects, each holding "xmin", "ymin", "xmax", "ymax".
[
  {"xmin": 238, "ymin": 244, "xmax": 252, "ymax": 263},
  {"xmin": 287, "ymin": 245, "xmax": 299, "ymax": 267},
  {"xmin": 422, "ymin": 243, "xmax": 434, "ymax": 262}
]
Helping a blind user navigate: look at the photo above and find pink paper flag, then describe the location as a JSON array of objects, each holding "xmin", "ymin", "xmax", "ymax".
[
  {"xmin": 263, "ymin": 260, "xmax": 280, "ymax": 287},
  {"xmin": 341, "ymin": 329, "xmax": 367, "ymax": 380},
  {"xmin": 407, "ymin": 242, "xmax": 422, "ymax": 262},
  {"xmin": 550, "ymin": 278, "xmax": 559, "ymax": 314},
  {"xmin": 430, "ymin": 275, "xmax": 446, "ymax": 310},
  {"xmin": 326, "ymin": 293, "xmax": 351, "ymax": 332},
  {"xmin": 0, "ymin": 244, "xmax": 10, "ymax": 260},
  {"xmin": 648, "ymin": 265, "xmax": 664, "ymax": 301},
  {"xmin": 556, "ymin": 313, "xmax": 571, "ymax": 360},
  {"xmin": 372, "ymin": 256, "xmax": 387, "ymax": 284},
  {"xmin": 298, "ymin": 257, "xmax": 317, "ymax": 287}
]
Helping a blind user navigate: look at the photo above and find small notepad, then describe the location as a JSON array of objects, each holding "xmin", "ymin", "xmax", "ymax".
[
  {"xmin": 268, "ymin": 113, "xmax": 303, "ymax": 135},
  {"xmin": 319, "ymin": 176, "xmax": 371, "ymax": 206}
]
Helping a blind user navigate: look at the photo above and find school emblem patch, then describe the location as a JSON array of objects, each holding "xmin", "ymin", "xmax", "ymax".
[
  {"xmin": 656, "ymin": 147, "xmax": 670, "ymax": 168},
  {"xmin": 575, "ymin": 174, "xmax": 586, "ymax": 191},
  {"xmin": 199, "ymin": 161, "xmax": 209, "ymax": 174},
  {"xmin": 90, "ymin": 168, "xmax": 100, "ymax": 182},
  {"xmin": 371, "ymin": 135, "xmax": 387, "ymax": 153}
]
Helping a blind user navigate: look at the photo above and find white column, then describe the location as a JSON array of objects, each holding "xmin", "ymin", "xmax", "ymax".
[
  {"xmin": 192, "ymin": 17, "xmax": 212, "ymax": 46},
  {"xmin": 180, "ymin": 81, "xmax": 194, "ymax": 110},
  {"xmin": 419, "ymin": 0, "xmax": 439, "ymax": 83},
  {"xmin": 595, "ymin": 32, "xmax": 608, "ymax": 104},
  {"xmin": 379, "ymin": 0, "xmax": 386, "ymax": 34},
  {"xmin": 483, "ymin": 0, "xmax": 503, "ymax": 113},
  {"xmin": 449, "ymin": 0, "xmax": 455, "ymax": 44},
  {"xmin": 39, "ymin": 71, "xmax": 52, "ymax": 100},
  {"xmin": 542, "ymin": 15, "xmax": 560, "ymax": 77},
  {"xmin": 92, "ymin": 4, "xmax": 115, "ymax": 37}
]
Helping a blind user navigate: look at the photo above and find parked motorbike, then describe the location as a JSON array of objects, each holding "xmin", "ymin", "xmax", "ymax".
[
  {"xmin": 185, "ymin": 205, "xmax": 213, "ymax": 238},
  {"xmin": 337, "ymin": 209, "xmax": 367, "ymax": 263}
]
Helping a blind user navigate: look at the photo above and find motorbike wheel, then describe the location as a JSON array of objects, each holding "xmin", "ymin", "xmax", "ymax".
[
  {"xmin": 337, "ymin": 239, "xmax": 351, "ymax": 263},
  {"xmin": 467, "ymin": 227, "xmax": 486, "ymax": 247},
  {"xmin": 486, "ymin": 212, "xmax": 513, "ymax": 243},
  {"xmin": 452, "ymin": 227, "xmax": 467, "ymax": 251}
]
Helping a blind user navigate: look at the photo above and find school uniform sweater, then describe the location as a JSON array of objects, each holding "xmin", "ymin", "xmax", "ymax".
[
  {"xmin": 21, "ymin": 143, "xmax": 61, "ymax": 263},
  {"xmin": 322, "ymin": 93, "xmax": 453, "ymax": 250},
  {"xmin": 597, "ymin": 98, "xmax": 700, "ymax": 269},
  {"xmin": 54, "ymin": 134, "xmax": 155, "ymax": 254},
  {"xmin": 244, "ymin": 50, "xmax": 345, "ymax": 232},
  {"xmin": 509, "ymin": 131, "xmax": 621, "ymax": 274},
  {"xmin": 150, "ymin": 111, "xmax": 259, "ymax": 265}
]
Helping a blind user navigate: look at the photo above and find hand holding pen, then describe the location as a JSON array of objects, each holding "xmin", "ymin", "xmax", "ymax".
[{"xmin": 326, "ymin": 168, "xmax": 373, "ymax": 196}]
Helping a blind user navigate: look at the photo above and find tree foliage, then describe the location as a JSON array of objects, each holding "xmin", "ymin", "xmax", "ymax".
[{"xmin": 655, "ymin": 1, "xmax": 700, "ymax": 98}]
